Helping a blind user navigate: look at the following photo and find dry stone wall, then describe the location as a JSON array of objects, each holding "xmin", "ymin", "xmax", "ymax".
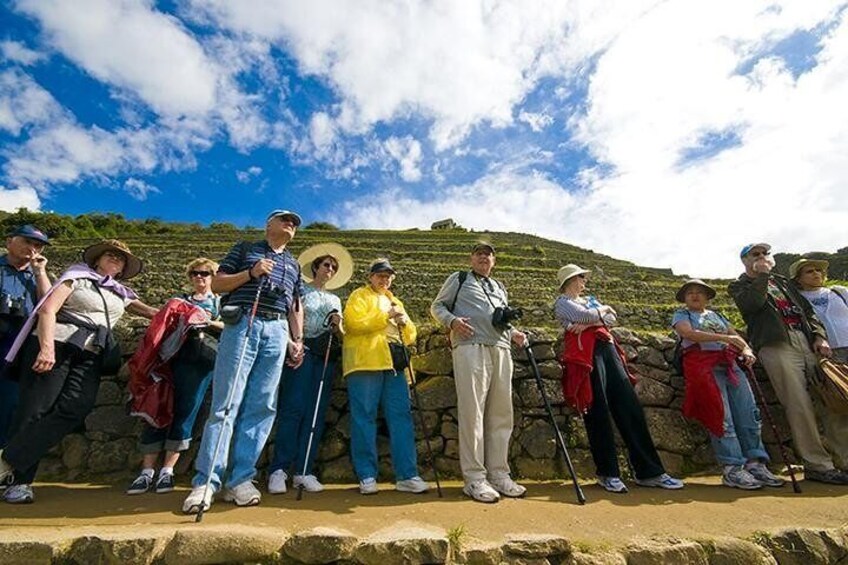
[{"xmin": 40, "ymin": 321, "xmax": 793, "ymax": 483}]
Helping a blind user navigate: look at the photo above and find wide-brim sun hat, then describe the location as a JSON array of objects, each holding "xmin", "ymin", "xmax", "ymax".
[
  {"xmin": 789, "ymin": 258, "xmax": 829, "ymax": 280},
  {"xmin": 298, "ymin": 242, "xmax": 354, "ymax": 290},
  {"xmin": 556, "ymin": 264, "xmax": 591, "ymax": 288},
  {"xmin": 675, "ymin": 279, "xmax": 717, "ymax": 302},
  {"xmin": 82, "ymin": 239, "xmax": 143, "ymax": 280}
]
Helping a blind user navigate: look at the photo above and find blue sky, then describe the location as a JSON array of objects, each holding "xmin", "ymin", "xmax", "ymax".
[{"xmin": 1, "ymin": 0, "xmax": 847, "ymax": 276}]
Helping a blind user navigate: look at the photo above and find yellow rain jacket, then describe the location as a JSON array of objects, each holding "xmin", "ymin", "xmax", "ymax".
[{"xmin": 342, "ymin": 285, "xmax": 417, "ymax": 377}]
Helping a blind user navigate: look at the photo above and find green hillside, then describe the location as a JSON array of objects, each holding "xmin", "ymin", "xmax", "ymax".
[{"xmin": 37, "ymin": 227, "xmax": 741, "ymax": 333}]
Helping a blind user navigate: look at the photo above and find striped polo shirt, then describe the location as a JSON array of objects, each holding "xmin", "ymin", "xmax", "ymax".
[{"xmin": 218, "ymin": 240, "xmax": 304, "ymax": 315}]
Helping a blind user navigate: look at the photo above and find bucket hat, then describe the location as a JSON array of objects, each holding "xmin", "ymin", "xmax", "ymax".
[
  {"xmin": 675, "ymin": 279, "xmax": 717, "ymax": 302},
  {"xmin": 82, "ymin": 239, "xmax": 143, "ymax": 280}
]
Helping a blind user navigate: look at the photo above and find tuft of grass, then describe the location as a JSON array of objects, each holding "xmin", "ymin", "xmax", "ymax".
[{"xmin": 447, "ymin": 523, "xmax": 468, "ymax": 555}]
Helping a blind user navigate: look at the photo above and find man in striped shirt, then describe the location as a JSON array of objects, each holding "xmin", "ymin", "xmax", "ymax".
[{"xmin": 183, "ymin": 210, "xmax": 305, "ymax": 514}]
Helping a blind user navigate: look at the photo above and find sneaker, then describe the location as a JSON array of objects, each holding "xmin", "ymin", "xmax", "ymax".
[
  {"xmin": 722, "ymin": 465, "xmax": 763, "ymax": 490},
  {"xmin": 4, "ymin": 484, "xmax": 34, "ymax": 504},
  {"xmin": 359, "ymin": 477, "xmax": 379, "ymax": 495},
  {"xmin": 597, "ymin": 476, "xmax": 628, "ymax": 493},
  {"xmin": 155, "ymin": 472, "xmax": 175, "ymax": 494},
  {"xmin": 396, "ymin": 476, "xmax": 429, "ymax": 494},
  {"xmin": 462, "ymin": 480, "xmax": 500, "ymax": 503},
  {"xmin": 805, "ymin": 468, "xmax": 848, "ymax": 485},
  {"xmin": 745, "ymin": 462, "xmax": 785, "ymax": 488},
  {"xmin": 635, "ymin": 473, "xmax": 685, "ymax": 490},
  {"xmin": 126, "ymin": 473, "xmax": 154, "ymax": 495},
  {"xmin": 182, "ymin": 485, "xmax": 214, "ymax": 514},
  {"xmin": 223, "ymin": 481, "xmax": 262, "ymax": 506},
  {"xmin": 0, "ymin": 450, "xmax": 13, "ymax": 484},
  {"xmin": 489, "ymin": 476, "xmax": 527, "ymax": 498},
  {"xmin": 268, "ymin": 469, "xmax": 288, "ymax": 494},
  {"xmin": 293, "ymin": 474, "xmax": 324, "ymax": 493}
]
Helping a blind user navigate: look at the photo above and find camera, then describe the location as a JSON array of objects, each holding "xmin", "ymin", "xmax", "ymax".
[
  {"xmin": 0, "ymin": 293, "xmax": 25, "ymax": 318},
  {"xmin": 491, "ymin": 306, "xmax": 523, "ymax": 329}
]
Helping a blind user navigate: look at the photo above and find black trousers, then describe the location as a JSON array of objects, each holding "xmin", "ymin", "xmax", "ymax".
[
  {"xmin": 3, "ymin": 337, "xmax": 101, "ymax": 485},
  {"xmin": 582, "ymin": 340, "xmax": 665, "ymax": 480}
]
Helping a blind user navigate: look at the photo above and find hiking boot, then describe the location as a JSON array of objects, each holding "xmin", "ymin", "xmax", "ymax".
[
  {"xmin": 489, "ymin": 476, "xmax": 526, "ymax": 498},
  {"xmin": 223, "ymin": 481, "xmax": 262, "ymax": 506},
  {"xmin": 293, "ymin": 474, "xmax": 324, "ymax": 493},
  {"xmin": 462, "ymin": 480, "xmax": 500, "ymax": 503},
  {"xmin": 745, "ymin": 462, "xmax": 784, "ymax": 488},
  {"xmin": 0, "ymin": 450, "xmax": 13, "ymax": 484},
  {"xmin": 155, "ymin": 472, "xmax": 175, "ymax": 494},
  {"xmin": 635, "ymin": 473, "xmax": 685, "ymax": 490},
  {"xmin": 359, "ymin": 478, "xmax": 379, "ymax": 495},
  {"xmin": 722, "ymin": 465, "xmax": 763, "ymax": 490},
  {"xmin": 396, "ymin": 476, "xmax": 429, "ymax": 494},
  {"xmin": 4, "ymin": 484, "xmax": 34, "ymax": 504},
  {"xmin": 126, "ymin": 473, "xmax": 154, "ymax": 495},
  {"xmin": 268, "ymin": 469, "xmax": 288, "ymax": 494},
  {"xmin": 805, "ymin": 468, "xmax": 848, "ymax": 485},
  {"xmin": 597, "ymin": 476, "xmax": 628, "ymax": 493},
  {"xmin": 182, "ymin": 485, "xmax": 214, "ymax": 514}
]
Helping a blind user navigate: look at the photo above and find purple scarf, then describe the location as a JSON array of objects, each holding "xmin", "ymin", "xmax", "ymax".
[{"xmin": 4, "ymin": 263, "xmax": 138, "ymax": 363}]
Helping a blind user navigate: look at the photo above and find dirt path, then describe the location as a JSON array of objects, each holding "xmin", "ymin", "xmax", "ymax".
[{"xmin": 1, "ymin": 476, "xmax": 847, "ymax": 547}]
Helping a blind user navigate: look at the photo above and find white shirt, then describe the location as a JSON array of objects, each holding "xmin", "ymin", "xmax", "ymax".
[{"xmin": 800, "ymin": 286, "xmax": 848, "ymax": 348}]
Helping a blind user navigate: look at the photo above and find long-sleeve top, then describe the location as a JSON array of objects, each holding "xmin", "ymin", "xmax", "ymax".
[
  {"xmin": 430, "ymin": 271, "xmax": 512, "ymax": 349},
  {"xmin": 554, "ymin": 295, "xmax": 615, "ymax": 327}
]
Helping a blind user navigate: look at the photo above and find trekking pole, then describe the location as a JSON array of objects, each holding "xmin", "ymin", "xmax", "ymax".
[
  {"xmin": 743, "ymin": 363, "xmax": 801, "ymax": 493},
  {"xmin": 524, "ymin": 341, "xmax": 586, "ymax": 505},
  {"xmin": 402, "ymin": 345, "xmax": 443, "ymax": 498},
  {"xmin": 195, "ymin": 279, "xmax": 265, "ymax": 522},
  {"xmin": 296, "ymin": 311, "xmax": 338, "ymax": 501}
]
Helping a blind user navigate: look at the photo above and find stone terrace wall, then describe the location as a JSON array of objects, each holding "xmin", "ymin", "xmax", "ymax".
[{"xmin": 39, "ymin": 322, "xmax": 793, "ymax": 483}]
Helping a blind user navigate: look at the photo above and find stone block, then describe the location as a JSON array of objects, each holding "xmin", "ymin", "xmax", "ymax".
[
  {"xmin": 502, "ymin": 533, "xmax": 571, "ymax": 558},
  {"xmin": 162, "ymin": 526, "xmax": 284, "ymax": 565},
  {"xmin": 636, "ymin": 346, "xmax": 670, "ymax": 370},
  {"xmin": 635, "ymin": 376, "xmax": 675, "ymax": 407},
  {"xmin": 0, "ymin": 541, "xmax": 55, "ymax": 565},
  {"xmin": 625, "ymin": 538, "xmax": 708, "ymax": 564},
  {"xmin": 643, "ymin": 409, "xmax": 700, "ymax": 454},
  {"xmin": 87, "ymin": 438, "xmax": 136, "ymax": 474},
  {"xmin": 85, "ymin": 405, "xmax": 137, "ymax": 437},
  {"xmin": 353, "ymin": 522, "xmax": 448, "ymax": 565},
  {"xmin": 95, "ymin": 380, "xmax": 124, "ymax": 406},
  {"xmin": 65, "ymin": 533, "xmax": 170, "ymax": 565},
  {"xmin": 412, "ymin": 348, "xmax": 454, "ymax": 376},
  {"xmin": 61, "ymin": 433, "xmax": 90, "ymax": 471},
  {"xmin": 516, "ymin": 418, "xmax": 557, "ymax": 459},
  {"xmin": 283, "ymin": 527, "xmax": 357, "ymax": 564},
  {"xmin": 757, "ymin": 527, "xmax": 848, "ymax": 565},
  {"xmin": 415, "ymin": 376, "xmax": 456, "ymax": 410},
  {"xmin": 701, "ymin": 537, "xmax": 776, "ymax": 565}
]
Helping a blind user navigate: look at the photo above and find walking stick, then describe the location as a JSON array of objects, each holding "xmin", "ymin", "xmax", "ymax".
[
  {"xmin": 743, "ymin": 364, "xmax": 801, "ymax": 493},
  {"xmin": 524, "ymin": 342, "xmax": 586, "ymax": 505},
  {"xmin": 296, "ymin": 312, "xmax": 338, "ymax": 501},
  {"xmin": 402, "ymin": 345, "xmax": 443, "ymax": 497},
  {"xmin": 195, "ymin": 280, "xmax": 265, "ymax": 521}
]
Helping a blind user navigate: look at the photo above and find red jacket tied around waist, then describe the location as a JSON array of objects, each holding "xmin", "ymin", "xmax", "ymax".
[
  {"xmin": 681, "ymin": 346, "xmax": 741, "ymax": 437},
  {"xmin": 559, "ymin": 326, "xmax": 636, "ymax": 414}
]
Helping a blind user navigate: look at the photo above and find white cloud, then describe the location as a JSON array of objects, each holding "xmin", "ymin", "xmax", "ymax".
[
  {"xmin": 16, "ymin": 0, "xmax": 218, "ymax": 116},
  {"xmin": 0, "ymin": 69, "xmax": 65, "ymax": 136},
  {"xmin": 383, "ymin": 136, "xmax": 423, "ymax": 182},
  {"xmin": 235, "ymin": 165, "xmax": 262, "ymax": 183},
  {"xmin": 518, "ymin": 111, "xmax": 554, "ymax": 132},
  {"xmin": 123, "ymin": 177, "xmax": 159, "ymax": 200},
  {"xmin": 0, "ymin": 40, "xmax": 45, "ymax": 66},
  {"xmin": 0, "ymin": 184, "xmax": 41, "ymax": 211}
]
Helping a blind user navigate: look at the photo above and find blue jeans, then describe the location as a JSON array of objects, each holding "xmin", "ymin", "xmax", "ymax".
[
  {"xmin": 191, "ymin": 315, "xmax": 288, "ymax": 491},
  {"xmin": 347, "ymin": 370, "xmax": 419, "ymax": 481},
  {"xmin": 710, "ymin": 365, "xmax": 770, "ymax": 466},
  {"xmin": 139, "ymin": 348, "xmax": 213, "ymax": 453},
  {"xmin": 270, "ymin": 352, "xmax": 337, "ymax": 476}
]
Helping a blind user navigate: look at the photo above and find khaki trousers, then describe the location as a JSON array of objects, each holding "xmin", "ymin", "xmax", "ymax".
[
  {"xmin": 758, "ymin": 329, "xmax": 848, "ymax": 471},
  {"xmin": 452, "ymin": 344, "xmax": 514, "ymax": 483}
]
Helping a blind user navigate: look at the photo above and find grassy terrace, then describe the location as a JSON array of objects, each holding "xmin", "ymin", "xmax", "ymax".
[{"xmin": 44, "ymin": 228, "xmax": 739, "ymax": 333}]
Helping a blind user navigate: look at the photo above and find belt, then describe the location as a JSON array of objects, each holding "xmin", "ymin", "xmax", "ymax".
[{"xmin": 251, "ymin": 309, "xmax": 286, "ymax": 320}]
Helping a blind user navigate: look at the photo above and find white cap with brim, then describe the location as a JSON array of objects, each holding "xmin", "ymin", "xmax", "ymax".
[
  {"xmin": 266, "ymin": 209, "xmax": 303, "ymax": 226},
  {"xmin": 298, "ymin": 242, "xmax": 354, "ymax": 290},
  {"xmin": 557, "ymin": 264, "xmax": 591, "ymax": 288}
]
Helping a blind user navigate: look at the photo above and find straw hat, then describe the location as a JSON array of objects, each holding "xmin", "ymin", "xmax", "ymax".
[
  {"xmin": 82, "ymin": 239, "xmax": 143, "ymax": 280},
  {"xmin": 788, "ymin": 258, "xmax": 829, "ymax": 280},
  {"xmin": 298, "ymin": 242, "xmax": 354, "ymax": 290},
  {"xmin": 675, "ymin": 279, "xmax": 716, "ymax": 302},
  {"xmin": 556, "ymin": 264, "xmax": 591, "ymax": 288}
]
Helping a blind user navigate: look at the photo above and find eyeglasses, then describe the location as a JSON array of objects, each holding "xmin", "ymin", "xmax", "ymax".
[
  {"xmin": 189, "ymin": 270, "xmax": 212, "ymax": 277},
  {"xmin": 749, "ymin": 250, "xmax": 771, "ymax": 258}
]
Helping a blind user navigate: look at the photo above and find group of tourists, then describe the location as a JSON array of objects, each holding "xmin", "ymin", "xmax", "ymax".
[{"xmin": 1, "ymin": 217, "xmax": 846, "ymax": 513}]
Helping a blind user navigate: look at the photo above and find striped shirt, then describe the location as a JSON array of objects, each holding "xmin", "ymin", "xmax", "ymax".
[
  {"xmin": 554, "ymin": 295, "xmax": 604, "ymax": 327},
  {"xmin": 218, "ymin": 240, "xmax": 303, "ymax": 314}
]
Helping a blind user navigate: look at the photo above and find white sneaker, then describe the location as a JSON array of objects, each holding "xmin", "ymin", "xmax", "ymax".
[
  {"xmin": 223, "ymin": 481, "xmax": 262, "ymax": 506},
  {"xmin": 462, "ymin": 480, "xmax": 500, "ymax": 503},
  {"xmin": 293, "ymin": 474, "xmax": 324, "ymax": 492},
  {"xmin": 396, "ymin": 476, "xmax": 429, "ymax": 494},
  {"xmin": 359, "ymin": 477, "xmax": 379, "ymax": 495},
  {"xmin": 0, "ymin": 450, "xmax": 13, "ymax": 484},
  {"xmin": 268, "ymin": 469, "xmax": 288, "ymax": 494},
  {"xmin": 4, "ymin": 484, "xmax": 34, "ymax": 504},
  {"xmin": 182, "ymin": 485, "xmax": 214, "ymax": 514},
  {"xmin": 489, "ymin": 476, "xmax": 527, "ymax": 498}
]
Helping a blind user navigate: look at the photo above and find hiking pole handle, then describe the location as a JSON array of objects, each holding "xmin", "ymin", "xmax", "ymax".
[{"xmin": 524, "ymin": 342, "xmax": 586, "ymax": 505}]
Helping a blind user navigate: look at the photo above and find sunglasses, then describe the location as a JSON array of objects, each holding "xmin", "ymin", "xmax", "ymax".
[
  {"xmin": 321, "ymin": 262, "xmax": 338, "ymax": 270},
  {"xmin": 189, "ymin": 270, "xmax": 212, "ymax": 277},
  {"xmin": 749, "ymin": 250, "xmax": 771, "ymax": 258}
]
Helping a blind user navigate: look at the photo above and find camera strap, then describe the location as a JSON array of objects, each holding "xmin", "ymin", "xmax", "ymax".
[{"xmin": 473, "ymin": 273, "xmax": 507, "ymax": 310}]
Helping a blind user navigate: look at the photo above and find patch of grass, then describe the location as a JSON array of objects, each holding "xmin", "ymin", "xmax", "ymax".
[
  {"xmin": 748, "ymin": 530, "xmax": 773, "ymax": 547},
  {"xmin": 446, "ymin": 523, "xmax": 468, "ymax": 555}
]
